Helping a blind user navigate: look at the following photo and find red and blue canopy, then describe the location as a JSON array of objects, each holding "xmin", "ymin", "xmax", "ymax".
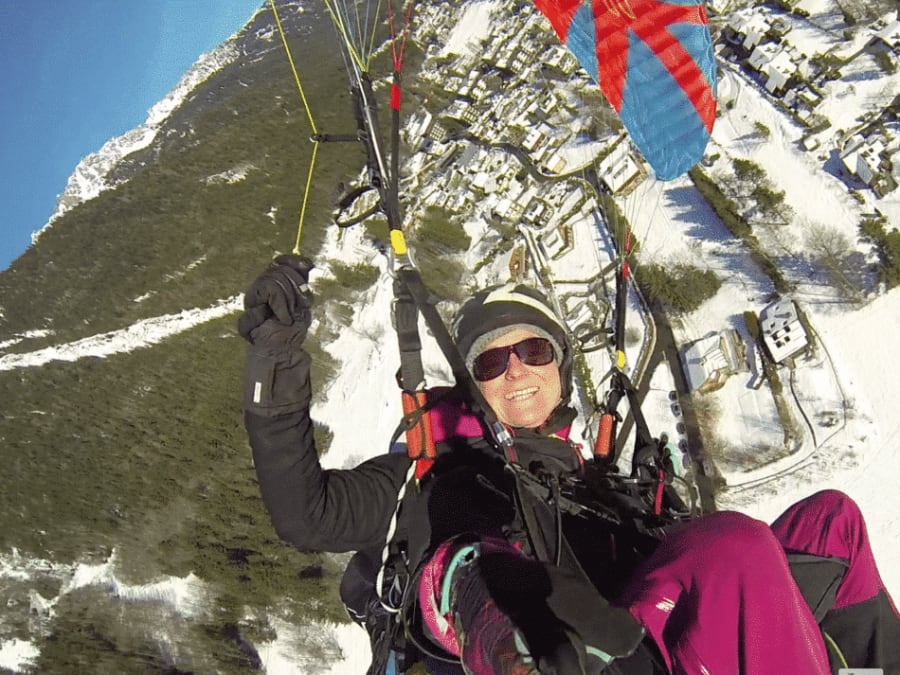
[{"xmin": 535, "ymin": 0, "xmax": 717, "ymax": 180}]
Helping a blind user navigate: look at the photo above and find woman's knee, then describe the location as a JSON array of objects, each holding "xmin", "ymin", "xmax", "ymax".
[
  {"xmin": 689, "ymin": 511, "xmax": 784, "ymax": 567},
  {"xmin": 801, "ymin": 489, "xmax": 862, "ymax": 520},
  {"xmin": 773, "ymin": 489, "xmax": 865, "ymax": 540}
]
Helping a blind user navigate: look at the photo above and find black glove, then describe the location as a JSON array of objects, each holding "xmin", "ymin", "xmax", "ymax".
[
  {"xmin": 440, "ymin": 535, "xmax": 647, "ymax": 674},
  {"xmin": 240, "ymin": 255, "xmax": 316, "ymax": 417},
  {"xmin": 239, "ymin": 254, "xmax": 314, "ymax": 345},
  {"xmin": 475, "ymin": 551, "xmax": 647, "ymax": 673}
]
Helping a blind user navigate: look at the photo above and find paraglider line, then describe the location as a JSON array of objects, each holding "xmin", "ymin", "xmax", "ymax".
[{"xmin": 269, "ymin": 0, "xmax": 322, "ymax": 251}]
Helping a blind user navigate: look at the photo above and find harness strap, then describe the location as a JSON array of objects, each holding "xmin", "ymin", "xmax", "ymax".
[
  {"xmin": 593, "ymin": 411, "xmax": 617, "ymax": 463},
  {"xmin": 401, "ymin": 391, "xmax": 435, "ymax": 479},
  {"xmin": 397, "ymin": 267, "xmax": 514, "ymax": 457},
  {"xmin": 392, "ymin": 276, "xmax": 436, "ymax": 478},
  {"xmin": 375, "ymin": 459, "xmax": 418, "ymax": 614},
  {"xmin": 599, "ymin": 369, "xmax": 684, "ymax": 516}
]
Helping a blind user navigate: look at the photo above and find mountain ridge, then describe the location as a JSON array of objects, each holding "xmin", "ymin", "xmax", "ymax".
[
  {"xmin": 0, "ymin": 2, "xmax": 368, "ymax": 670},
  {"xmin": 39, "ymin": 36, "xmax": 249, "ymax": 236}
]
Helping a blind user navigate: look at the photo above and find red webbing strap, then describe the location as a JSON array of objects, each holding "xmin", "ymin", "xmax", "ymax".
[
  {"xmin": 390, "ymin": 82, "xmax": 402, "ymax": 112},
  {"xmin": 654, "ymin": 469, "xmax": 665, "ymax": 515},
  {"xmin": 593, "ymin": 412, "xmax": 616, "ymax": 462},
  {"xmin": 401, "ymin": 390, "xmax": 436, "ymax": 479}
]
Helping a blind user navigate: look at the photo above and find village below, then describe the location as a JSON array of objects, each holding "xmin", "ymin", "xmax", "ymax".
[{"xmin": 333, "ymin": 0, "xmax": 900, "ymax": 504}]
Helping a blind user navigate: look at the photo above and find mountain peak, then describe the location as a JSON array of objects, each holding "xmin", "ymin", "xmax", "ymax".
[{"xmin": 33, "ymin": 39, "xmax": 246, "ymax": 246}]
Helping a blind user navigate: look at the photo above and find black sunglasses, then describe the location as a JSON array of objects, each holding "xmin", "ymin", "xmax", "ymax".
[{"xmin": 472, "ymin": 337, "xmax": 556, "ymax": 382}]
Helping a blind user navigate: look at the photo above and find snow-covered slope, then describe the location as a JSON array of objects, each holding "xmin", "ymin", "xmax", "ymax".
[{"xmin": 32, "ymin": 39, "xmax": 245, "ymax": 245}]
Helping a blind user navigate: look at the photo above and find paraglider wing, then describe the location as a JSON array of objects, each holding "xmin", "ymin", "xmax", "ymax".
[{"xmin": 534, "ymin": 0, "xmax": 717, "ymax": 180}]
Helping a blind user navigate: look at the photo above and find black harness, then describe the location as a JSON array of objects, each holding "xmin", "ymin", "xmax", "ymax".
[{"xmin": 349, "ymin": 431, "xmax": 693, "ymax": 674}]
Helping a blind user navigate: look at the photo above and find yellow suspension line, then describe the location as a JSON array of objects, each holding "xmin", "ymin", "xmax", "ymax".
[
  {"xmin": 822, "ymin": 631, "xmax": 849, "ymax": 670},
  {"xmin": 322, "ymin": 0, "xmax": 369, "ymax": 73},
  {"xmin": 268, "ymin": 0, "xmax": 320, "ymax": 254}
]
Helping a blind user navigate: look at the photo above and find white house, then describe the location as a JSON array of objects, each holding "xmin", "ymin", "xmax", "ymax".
[
  {"xmin": 522, "ymin": 199, "xmax": 548, "ymax": 225},
  {"xmin": 840, "ymin": 135, "xmax": 865, "ymax": 176},
  {"xmin": 407, "ymin": 110, "xmax": 434, "ymax": 147},
  {"xmin": 747, "ymin": 43, "xmax": 802, "ymax": 94},
  {"xmin": 682, "ymin": 329, "xmax": 747, "ymax": 393},
  {"xmin": 759, "ymin": 297, "xmax": 808, "ymax": 363},
  {"xmin": 596, "ymin": 136, "xmax": 643, "ymax": 194},
  {"xmin": 445, "ymin": 100, "xmax": 478, "ymax": 124},
  {"xmin": 841, "ymin": 134, "xmax": 893, "ymax": 189},
  {"xmin": 874, "ymin": 15, "xmax": 900, "ymax": 51},
  {"xmin": 857, "ymin": 139, "xmax": 886, "ymax": 186},
  {"xmin": 522, "ymin": 123, "xmax": 551, "ymax": 153},
  {"xmin": 764, "ymin": 49, "xmax": 799, "ymax": 93},
  {"xmin": 731, "ymin": 12, "xmax": 773, "ymax": 51},
  {"xmin": 748, "ymin": 41, "xmax": 779, "ymax": 72},
  {"xmin": 472, "ymin": 170, "xmax": 498, "ymax": 194},
  {"xmin": 545, "ymin": 45, "xmax": 579, "ymax": 76}
]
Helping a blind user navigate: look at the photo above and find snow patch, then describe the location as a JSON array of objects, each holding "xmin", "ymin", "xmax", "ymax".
[
  {"xmin": 0, "ymin": 296, "xmax": 242, "ymax": 371},
  {"xmin": 0, "ymin": 548, "xmax": 209, "ymax": 672},
  {"xmin": 258, "ymin": 618, "xmax": 371, "ymax": 675},
  {"xmin": 205, "ymin": 163, "xmax": 256, "ymax": 185},
  {"xmin": 0, "ymin": 638, "xmax": 39, "ymax": 673},
  {"xmin": 0, "ymin": 329, "xmax": 54, "ymax": 351},
  {"xmin": 62, "ymin": 555, "xmax": 208, "ymax": 619},
  {"xmin": 443, "ymin": 1, "xmax": 497, "ymax": 56}
]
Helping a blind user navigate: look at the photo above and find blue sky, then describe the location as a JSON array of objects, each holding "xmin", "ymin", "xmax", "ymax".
[{"xmin": 0, "ymin": 1, "xmax": 262, "ymax": 271}]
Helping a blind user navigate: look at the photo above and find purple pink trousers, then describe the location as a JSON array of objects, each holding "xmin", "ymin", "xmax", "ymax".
[{"xmin": 420, "ymin": 489, "xmax": 898, "ymax": 674}]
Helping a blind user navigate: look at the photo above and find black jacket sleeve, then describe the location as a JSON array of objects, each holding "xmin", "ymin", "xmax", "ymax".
[{"xmin": 244, "ymin": 342, "xmax": 411, "ymax": 553}]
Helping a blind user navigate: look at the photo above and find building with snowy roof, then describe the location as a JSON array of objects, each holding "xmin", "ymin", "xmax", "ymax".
[
  {"xmin": 729, "ymin": 12, "xmax": 773, "ymax": 51},
  {"xmin": 682, "ymin": 329, "xmax": 747, "ymax": 393},
  {"xmin": 747, "ymin": 42, "xmax": 808, "ymax": 94},
  {"xmin": 874, "ymin": 15, "xmax": 900, "ymax": 52},
  {"xmin": 759, "ymin": 297, "xmax": 808, "ymax": 363},
  {"xmin": 840, "ymin": 132, "xmax": 899, "ymax": 195},
  {"xmin": 857, "ymin": 139, "xmax": 887, "ymax": 186},
  {"xmin": 596, "ymin": 136, "xmax": 644, "ymax": 194}
]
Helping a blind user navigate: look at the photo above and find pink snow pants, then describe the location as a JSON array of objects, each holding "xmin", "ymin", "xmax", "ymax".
[
  {"xmin": 419, "ymin": 490, "xmax": 893, "ymax": 674},
  {"xmin": 619, "ymin": 489, "xmax": 890, "ymax": 674}
]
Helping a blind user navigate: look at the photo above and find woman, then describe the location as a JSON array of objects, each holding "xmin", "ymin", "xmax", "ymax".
[{"xmin": 240, "ymin": 255, "xmax": 898, "ymax": 674}]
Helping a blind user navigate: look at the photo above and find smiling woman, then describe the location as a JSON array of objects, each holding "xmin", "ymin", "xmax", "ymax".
[
  {"xmin": 472, "ymin": 327, "xmax": 563, "ymax": 429},
  {"xmin": 239, "ymin": 262, "xmax": 900, "ymax": 674},
  {"xmin": 0, "ymin": 0, "xmax": 261, "ymax": 272},
  {"xmin": 453, "ymin": 286, "xmax": 572, "ymax": 430}
]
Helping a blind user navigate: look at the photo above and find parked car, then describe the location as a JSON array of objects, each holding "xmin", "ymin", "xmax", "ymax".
[{"xmin": 667, "ymin": 440, "xmax": 692, "ymax": 476}]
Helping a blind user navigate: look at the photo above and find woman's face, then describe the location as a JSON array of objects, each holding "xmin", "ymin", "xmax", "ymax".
[{"xmin": 475, "ymin": 327, "xmax": 562, "ymax": 429}]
